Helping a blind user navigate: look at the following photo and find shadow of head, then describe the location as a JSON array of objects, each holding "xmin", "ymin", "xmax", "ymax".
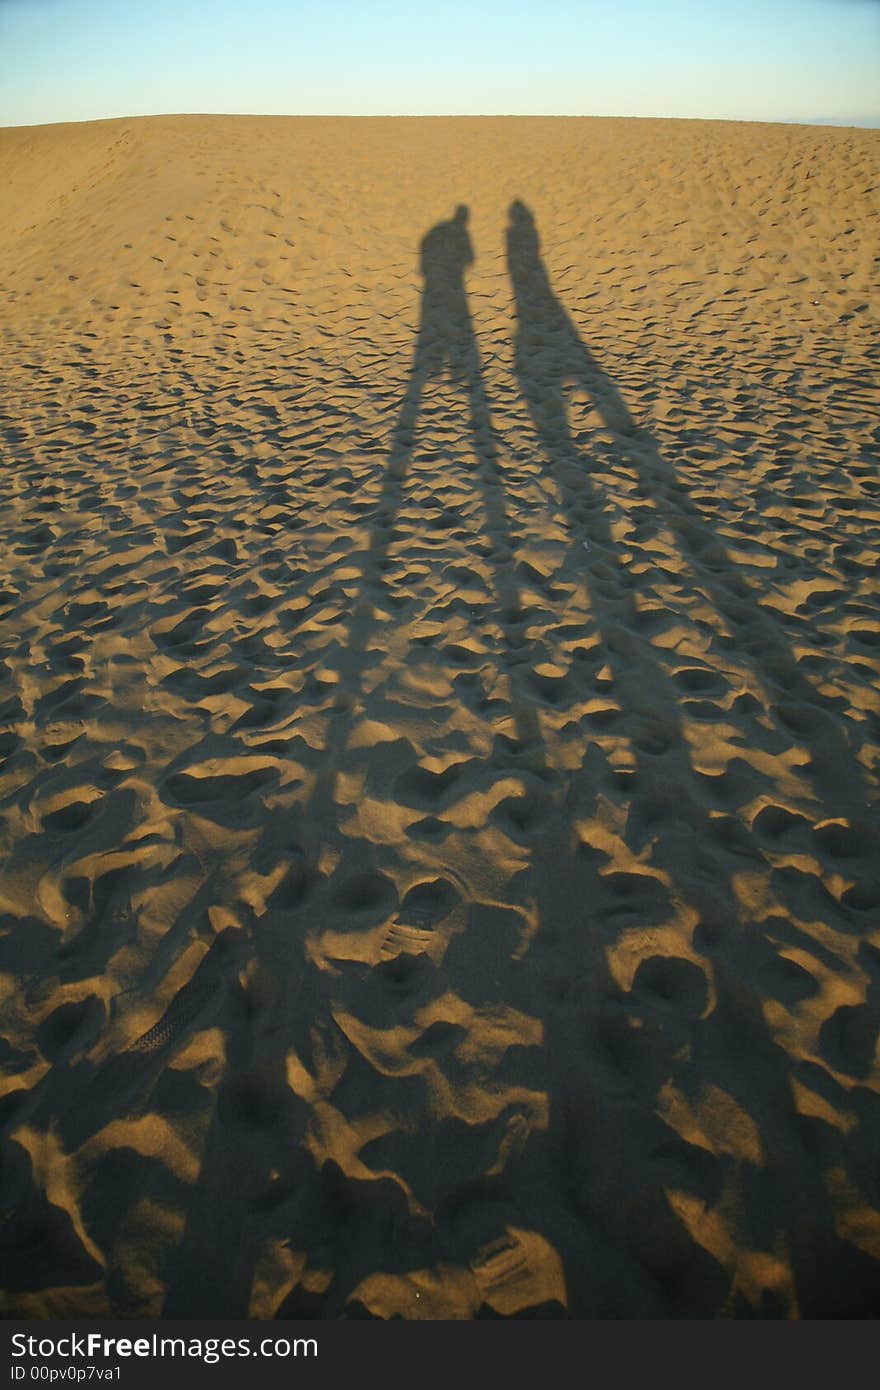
[
  {"xmin": 507, "ymin": 199, "xmax": 540, "ymax": 264},
  {"xmin": 420, "ymin": 205, "xmax": 474, "ymax": 288}
]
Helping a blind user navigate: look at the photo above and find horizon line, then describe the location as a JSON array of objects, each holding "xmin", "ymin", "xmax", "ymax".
[{"xmin": 3, "ymin": 110, "xmax": 880, "ymax": 133}]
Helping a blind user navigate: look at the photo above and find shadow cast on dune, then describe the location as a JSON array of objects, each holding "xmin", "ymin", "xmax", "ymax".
[
  {"xmin": 158, "ymin": 204, "xmax": 551, "ymax": 1318},
  {"xmin": 3, "ymin": 199, "xmax": 879, "ymax": 1320},
  {"xmin": 163, "ymin": 205, "xmax": 878, "ymax": 1317},
  {"xmin": 499, "ymin": 200, "xmax": 880, "ymax": 1316},
  {"xmin": 506, "ymin": 199, "xmax": 875, "ymax": 823}
]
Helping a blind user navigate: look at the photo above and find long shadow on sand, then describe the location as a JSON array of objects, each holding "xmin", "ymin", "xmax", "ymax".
[
  {"xmin": 506, "ymin": 199, "xmax": 876, "ymax": 827},
  {"xmin": 155, "ymin": 204, "xmax": 550, "ymax": 1317},
  {"xmin": 499, "ymin": 200, "xmax": 880, "ymax": 1315},
  {"xmin": 10, "ymin": 205, "xmax": 878, "ymax": 1319}
]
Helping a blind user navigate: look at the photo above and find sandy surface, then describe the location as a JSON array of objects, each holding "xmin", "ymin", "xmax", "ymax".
[{"xmin": 0, "ymin": 114, "xmax": 878, "ymax": 1318}]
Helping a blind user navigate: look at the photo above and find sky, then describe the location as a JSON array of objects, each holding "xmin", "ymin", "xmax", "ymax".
[{"xmin": 0, "ymin": 0, "xmax": 877, "ymax": 128}]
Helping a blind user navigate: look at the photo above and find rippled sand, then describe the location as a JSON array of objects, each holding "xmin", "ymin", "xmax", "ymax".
[{"xmin": 0, "ymin": 115, "xmax": 878, "ymax": 1317}]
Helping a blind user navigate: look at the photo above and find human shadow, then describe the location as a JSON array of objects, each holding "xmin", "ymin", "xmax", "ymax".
[
  {"xmin": 147, "ymin": 204, "xmax": 880, "ymax": 1315},
  {"xmin": 348, "ymin": 204, "xmax": 539, "ymax": 753},
  {"xmin": 155, "ymin": 205, "xmax": 544, "ymax": 1317},
  {"xmin": 505, "ymin": 198, "xmax": 876, "ymax": 825},
  {"xmin": 391, "ymin": 204, "xmax": 482, "ymax": 458},
  {"xmin": 502, "ymin": 199, "xmax": 880, "ymax": 1316},
  {"xmin": 15, "ymin": 205, "xmax": 877, "ymax": 1319}
]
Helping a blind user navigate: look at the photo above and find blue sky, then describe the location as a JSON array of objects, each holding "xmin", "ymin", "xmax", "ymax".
[{"xmin": 0, "ymin": 0, "xmax": 877, "ymax": 128}]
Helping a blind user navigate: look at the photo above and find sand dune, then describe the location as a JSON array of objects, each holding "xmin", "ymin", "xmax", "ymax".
[{"xmin": 0, "ymin": 114, "xmax": 878, "ymax": 1318}]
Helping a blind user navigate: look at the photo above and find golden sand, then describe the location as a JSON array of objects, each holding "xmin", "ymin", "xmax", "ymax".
[{"xmin": 0, "ymin": 115, "xmax": 878, "ymax": 1317}]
